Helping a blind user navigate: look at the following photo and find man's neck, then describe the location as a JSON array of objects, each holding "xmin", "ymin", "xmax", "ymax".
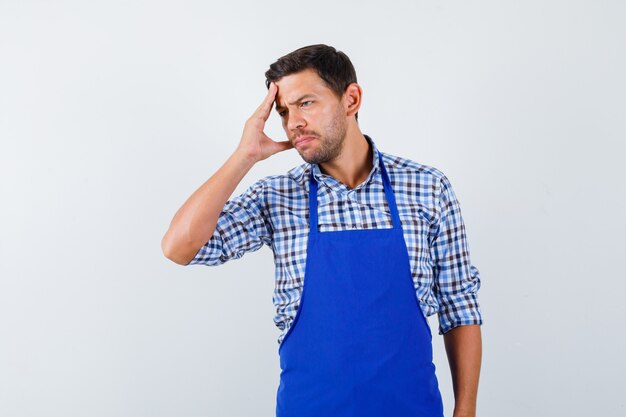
[{"xmin": 318, "ymin": 126, "xmax": 372, "ymax": 190}]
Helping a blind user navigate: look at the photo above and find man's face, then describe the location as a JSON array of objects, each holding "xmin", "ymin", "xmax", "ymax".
[{"xmin": 274, "ymin": 68, "xmax": 348, "ymax": 164}]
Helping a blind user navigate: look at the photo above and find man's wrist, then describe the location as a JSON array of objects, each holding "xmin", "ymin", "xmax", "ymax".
[
  {"xmin": 453, "ymin": 404, "xmax": 476, "ymax": 417},
  {"xmin": 232, "ymin": 147, "xmax": 258, "ymax": 170}
]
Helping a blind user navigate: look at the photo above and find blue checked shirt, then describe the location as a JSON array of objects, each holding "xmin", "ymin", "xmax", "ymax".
[{"xmin": 187, "ymin": 134, "xmax": 483, "ymax": 345}]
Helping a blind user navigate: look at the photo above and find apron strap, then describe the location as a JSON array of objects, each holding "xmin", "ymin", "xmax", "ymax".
[{"xmin": 309, "ymin": 173, "xmax": 320, "ymax": 234}]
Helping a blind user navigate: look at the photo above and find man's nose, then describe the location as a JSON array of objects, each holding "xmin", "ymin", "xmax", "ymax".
[{"xmin": 287, "ymin": 110, "xmax": 306, "ymax": 131}]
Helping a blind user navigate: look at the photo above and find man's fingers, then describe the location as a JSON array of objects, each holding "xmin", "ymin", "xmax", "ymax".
[
  {"xmin": 261, "ymin": 81, "xmax": 278, "ymax": 117},
  {"xmin": 254, "ymin": 82, "xmax": 278, "ymax": 121}
]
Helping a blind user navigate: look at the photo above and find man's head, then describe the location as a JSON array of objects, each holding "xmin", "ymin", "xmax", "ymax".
[{"xmin": 265, "ymin": 44, "xmax": 362, "ymax": 164}]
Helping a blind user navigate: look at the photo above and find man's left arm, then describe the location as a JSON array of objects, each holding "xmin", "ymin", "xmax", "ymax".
[
  {"xmin": 443, "ymin": 324, "xmax": 482, "ymax": 417},
  {"xmin": 429, "ymin": 174, "xmax": 483, "ymax": 417}
]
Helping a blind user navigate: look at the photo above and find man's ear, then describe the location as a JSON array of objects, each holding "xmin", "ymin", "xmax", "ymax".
[{"xmin": 343, "ymin": 83, "xmax": 362, "ymax": 117}]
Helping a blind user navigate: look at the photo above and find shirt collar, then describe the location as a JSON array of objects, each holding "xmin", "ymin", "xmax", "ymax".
[{"xmin": 311, "ymin": 134, "xmax": 380, "ymax": 189}]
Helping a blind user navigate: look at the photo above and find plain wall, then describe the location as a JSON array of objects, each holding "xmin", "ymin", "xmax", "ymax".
[{"xmin": 1, "ymin": 1, "xmax": 624, "ymax": 416}]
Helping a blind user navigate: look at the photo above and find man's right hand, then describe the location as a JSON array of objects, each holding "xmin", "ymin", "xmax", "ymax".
[
  {"xmin": 163, "ymin": 82, "xmax": 292, "ymax": 265},
  {"xmin": 236, "ymin": 81, "xmax": 293, "ymax": 163}
]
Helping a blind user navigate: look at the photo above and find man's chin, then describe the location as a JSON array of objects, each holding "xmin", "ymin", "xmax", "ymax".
[{"xmin": 299, "ymin": 153, "xmax": 317, "ymax": 164}]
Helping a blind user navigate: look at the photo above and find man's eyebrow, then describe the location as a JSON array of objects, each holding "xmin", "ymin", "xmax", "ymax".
[{"xmin": 275, "ymin": 94, "xmax": 317, "ymax": 111}]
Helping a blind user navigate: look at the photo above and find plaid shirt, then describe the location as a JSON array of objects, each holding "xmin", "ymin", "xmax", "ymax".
[{"xmin": 187, "ymin": 134, "xmax": 483, "ymax": 345}]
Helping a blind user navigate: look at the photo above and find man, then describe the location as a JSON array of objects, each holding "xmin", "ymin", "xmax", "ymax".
[{"xmin": 162, "ymin": 44, "xmax": 483, "ymax": 417}]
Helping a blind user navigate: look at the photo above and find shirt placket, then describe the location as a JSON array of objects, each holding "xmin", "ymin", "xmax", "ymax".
[{"xmin": 346, "ymin": 188, "xmax": 362, "ymax": 229}]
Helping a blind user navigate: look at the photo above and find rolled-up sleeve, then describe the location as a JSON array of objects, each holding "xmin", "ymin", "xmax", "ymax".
[
  {"xmin": 186, "ymin": 178, "xmax": 273, "ymax": 266},
  {"xmin": 429, "ymin": 174, "xmax": 483, "ymax": 335}
]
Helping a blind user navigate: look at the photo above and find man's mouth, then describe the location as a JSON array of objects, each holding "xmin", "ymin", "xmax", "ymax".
[{"xmin": 295, "ymin": 136, "xmax": 315, "ymax": 146}]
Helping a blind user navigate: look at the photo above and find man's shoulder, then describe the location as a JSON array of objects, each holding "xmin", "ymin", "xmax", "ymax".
[
  {"xmin": 380, "ymin": 149, "xmax": 446, "ymax": 183},
  {"xmin": 252, "ymin": 162, "xmax": 310, "ymax": 193}
]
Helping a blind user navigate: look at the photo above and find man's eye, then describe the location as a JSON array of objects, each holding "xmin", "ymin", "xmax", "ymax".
[{"xmin": 301, "ymin": 101, "xmax": 313, "ymax": 107}]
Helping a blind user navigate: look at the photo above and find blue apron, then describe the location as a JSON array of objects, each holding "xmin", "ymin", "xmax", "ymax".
[{"xmin": 276, "ymin": 152, "xmax": 444, "ymax": 417}]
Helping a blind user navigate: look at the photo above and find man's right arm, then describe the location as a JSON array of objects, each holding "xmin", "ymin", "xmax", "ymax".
[{"xmin": 161, "ymin": 81, "xmax": 292, "ymax": 265}]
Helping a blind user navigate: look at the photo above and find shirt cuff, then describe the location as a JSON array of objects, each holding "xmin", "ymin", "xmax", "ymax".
[{"xmin": 437, "ymin": 292, "xmax": 483, "ymax": 335}]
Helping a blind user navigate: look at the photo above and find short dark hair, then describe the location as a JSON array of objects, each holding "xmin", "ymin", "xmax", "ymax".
[{"xmin": 265, "ymin": 44, "xmax": 359, "ymax": 121}]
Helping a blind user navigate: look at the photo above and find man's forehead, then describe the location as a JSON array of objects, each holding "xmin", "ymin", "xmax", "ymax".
[{"xmin": 274, "ymin": 70, "xmax": 328, "ymax": 108}]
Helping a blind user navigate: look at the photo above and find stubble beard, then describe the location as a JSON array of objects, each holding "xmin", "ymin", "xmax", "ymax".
[{"xmin": 298, "ymin": 108, "xmax": 348, "ymax": 165}]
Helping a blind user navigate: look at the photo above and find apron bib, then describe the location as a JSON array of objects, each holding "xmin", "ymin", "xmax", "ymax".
[{"xmin": 276, "ymin": 152, "xmax": 444, "ymax": 417}]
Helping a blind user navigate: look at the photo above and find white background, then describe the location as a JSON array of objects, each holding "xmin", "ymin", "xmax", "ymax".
[{"xmin": 1, "ymin": 1, "xmax": 625, "ymax": 416}]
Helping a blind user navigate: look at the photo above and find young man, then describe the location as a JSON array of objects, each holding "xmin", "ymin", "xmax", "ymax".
[{"xmin": 162, "ymin": 44, "xmax": 483, "ymax": 417}]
